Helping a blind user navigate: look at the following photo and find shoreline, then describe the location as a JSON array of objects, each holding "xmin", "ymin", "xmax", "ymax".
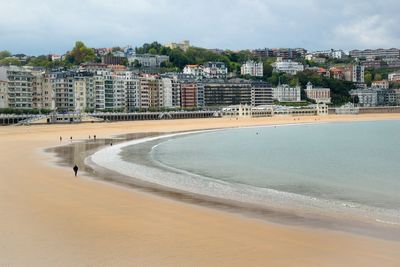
[
  {"xmin": 2, "ymin": 114, "xmax": 400, "ymax": 266},
  {"xmin": 83, "ymin": 120, "xmax": 400, "ymax": 241}
]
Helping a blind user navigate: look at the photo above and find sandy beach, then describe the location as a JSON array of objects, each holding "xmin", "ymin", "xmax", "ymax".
[{"xmin": 1, "ymin": 114, "xmax": 400, "ymax": 267}]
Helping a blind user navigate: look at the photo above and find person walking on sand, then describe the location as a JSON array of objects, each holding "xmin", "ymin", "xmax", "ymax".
[
  {"xmin": 59, "ymin": 136, "xmax": 62, "ymax": 142},
  {"xmin": 73, "ymin": 165, "xmax": 79, "ymax": 177},
  {"xmin": 94, "ymin": 134, "xmax": 96, "ymax": 140}
]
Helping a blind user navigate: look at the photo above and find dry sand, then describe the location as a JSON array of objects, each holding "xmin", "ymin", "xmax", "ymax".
[{"xmin": 1, "ymin": 114, "xmax": 400, "ymax": 267}]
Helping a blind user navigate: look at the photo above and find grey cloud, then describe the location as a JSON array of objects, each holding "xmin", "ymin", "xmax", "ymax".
[{"xmin": 0, "ymin": 0, "xmax": 399, "ymax": 55}]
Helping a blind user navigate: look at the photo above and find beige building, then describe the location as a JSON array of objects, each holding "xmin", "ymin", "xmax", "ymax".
[
  {"xmin": 0, "ymin": 80, "xmax": 8, "ymax": 108},
  {"xmin": 74, "ymin": 77, "xmax": 87, "ymax": 112},
  {"xmin": 165, "ymin": 40, "xmax": 190, "ymax": 52},
  {"xmin": 305, "ymin": 82, "xmax": 331, "ymax": 104},
  {"xmin": 139, "ymin": 76, "xmax": 163, "ymax": 109}
]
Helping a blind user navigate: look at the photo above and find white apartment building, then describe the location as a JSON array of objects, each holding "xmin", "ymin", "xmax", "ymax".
[
  {"xmin": 161, "ymin": 77, "xmax": 181, "ymax": 108},
  {"xmin": 203, "ymin": 62, "xmax": 228, "ymax": 79},
  {"xmin": 125, "ymin": 76, "xmax": 140, "ymax": 112},
  {"xmin": 273, "ymin": 84, "xmax": 301, "ymax": 102},
  {"xmin": 183, "ymin": 65, "xmax": 204, "ymax": 78},
  {"xmin": 304, "ymin": 82, "xmax": 331, "ymax": 104},
  {"xmin": 241, "ymin": 60, "xmax": 263, "ymax": 77},
  {"xmin": 272, "ymin": 59, "xmax": 304, "ymax": 75}
]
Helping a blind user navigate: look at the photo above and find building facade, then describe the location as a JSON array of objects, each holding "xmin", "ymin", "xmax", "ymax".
[
  {"xmin": 273, "ymin": 84, "xmax": 301, "ymax": 102},
  {"xmin": 272, "ymin": 59, "xmax": 304, "ymax": 75},
  {"xmin": 241, "ymin": 60, "xmax": 263, "ymax": 77},
  {"xmin": 304, "ymin": 82, "xmax": 331, "ymax": 104}
]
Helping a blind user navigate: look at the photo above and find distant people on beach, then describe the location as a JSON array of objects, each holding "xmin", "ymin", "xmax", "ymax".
[
  {"xmin": 73, "ymin": 165, "xmax": 79, "ymax": 177},
  {"xmin": 59, "ymin": 136, "xmax": 62, "ymax": 142},
  {"xmin": 89, "ymin": 135, "xmax": 91, "ymax": 139},
  {"xmin": 70, "ymin": 136, "xmax": 72, "ymax": 142},
  {"xmin": 94, "ymin": 135, "xmax": 97, "ymax": 140}
]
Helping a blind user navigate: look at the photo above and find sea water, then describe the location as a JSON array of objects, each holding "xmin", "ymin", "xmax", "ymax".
[{"xmin": 91, "ymin": 120, "xmax": 400, "ymax": 227}]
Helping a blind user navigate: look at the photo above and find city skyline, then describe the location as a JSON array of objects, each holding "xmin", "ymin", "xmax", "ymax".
[{"xmin": 1, "ymin": 0, "xmax": 400, "ymax": 55}]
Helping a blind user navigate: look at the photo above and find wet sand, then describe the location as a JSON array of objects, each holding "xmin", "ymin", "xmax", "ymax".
[{"xmin": 1, "ymin": 114, "xmax": 400, "ymax": 266}]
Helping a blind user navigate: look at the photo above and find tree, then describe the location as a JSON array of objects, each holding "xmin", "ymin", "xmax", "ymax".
[
  {"xmin": 0, "ymin": 57, "xmax": 20, "ymax": 66},
  {"xmin": 364, "ymin": 72, "xmax": 372, "ymax": 85},
  {"xmin": 65, "ymin": 41, "xmax": 95, "ymax": 65},
  {"xmin": 262, "ymin": 61, "xmax": 273, "ymax": 78},
  {"xmin": 374, "ymin": 73, "xmax": 382, "ymax": 81},
  {"xmin": 0, "ymin": 50, "xmax": 12, "ymax": 60}
]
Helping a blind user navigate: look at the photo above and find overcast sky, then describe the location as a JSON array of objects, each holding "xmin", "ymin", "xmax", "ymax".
[{"xmin": 0, "ymin": 0, "xmax": 399, "ymax": 55}]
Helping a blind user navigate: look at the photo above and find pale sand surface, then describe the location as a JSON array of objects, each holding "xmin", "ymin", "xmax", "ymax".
[{"xmin": 1, "ymin": 114, "xmax": 400, "ymax": 267}]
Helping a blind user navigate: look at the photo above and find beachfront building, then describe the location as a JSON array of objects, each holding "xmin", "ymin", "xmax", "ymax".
[
  {"xmin": 272, "ymin": 59, "xmax": 304, "ymax": 75},
  {"xmin": 305, "ymin": 82, "xmax": 331, "ymax": 104},
  {"xmin": 221, "ymin": 104, "xmax": 252, "ymax": 118},
  {"xmin": 221, "ymin": 103, "xmax": 328, "ymax": 118},
  {"xmin": 349, "ymin": 88, "xmax": 387, "ymax": 107},
  {"xmin": 161, "ymin": 77, "xmax": 181, "ymax": 108},
  {"xmin": 251, "ymin": 81, "xmax": 273, "ymax": 106},
  {"xmin": 241, "ymin": 60, "xmax": 263, "ymax": 77},
  {"xmin": 0, "ymin": 80, "xmax": 8, "ymax": 108},
  {"xmin": 3, "ymin": 66, "xmax": 34, "ymax": 109},
  {"xmin": 272, "ymin": 84, "xmax": 301, "ymax": 102},
  {"xmin": 138, "ymin": 76, "xmax": 163, "ymax": 109},
  {"xmin": 203, "ymin": 79, "xmax": 251, "ymax": 107},
  {"xmin": 203, "ymin": 62, "xmax": 228, "ymax": 79},
  {"xmin": 180, "ymin": 82, "xmax": 198, "ymax": 108}
]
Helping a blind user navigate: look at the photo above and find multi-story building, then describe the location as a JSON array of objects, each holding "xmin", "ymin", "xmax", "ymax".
[
  {"xmin": 2, "ymin": 66, "xmax": 34, "ymax": 109},
  {"xmin": 53, "ymin": 72, "xmax": 75, "ymax": 112},
  {"xmin": 180, "ymin": 82, "xmax": 198, "ymax": 108},
  {"xmin": 203, "ymin": 62, "xmax": 228, "ymax": 79},
  {"xmin": 304, "ymin": 82, "xmax": 331, "ymax": 104},
  {"xmin": 383, "ymin": 58, "xmax": 400, "ymax": 68},
  {"xmin": 161, "ymin": 77, "xmax": 181, "ymax": 108},
  {"xmin": 350, "ymin": 88, "xmax": 386, "ymax": 107},
  {"xmin": 361, "ymin": 59, "xmax": 382, "ymax": 69},
  {"xmin": 371, "ymin": 80, "xmax": 389, "ymax": 89},
  {"xmin": 272, "ymin": 59, "xmax": 304, "ymax": 75},
  {"xmin": 138, "ymin": 76, "xmax": 163, "ymax": 109},
  {"xmin": 183, "ymin": 65, "xmax": 204, "ymax": 78},
  {"xmin": 125, "ymin": 75, "xmax": 140, "ymax": 112},
  {"xmin": 203, "ymin": 79, "xmax": 252, "ymax": 107},
  {"xmin": 127, "ymin": 54, "xmax": 169, "ymax": 68},
  {"xmin": 273, "ymin": 84, "xmax": 301, "ymax": 102},
  {"xmin": 0, "ymin": 80, "xmax": 8, "ymax": 108},
  {"xmin": 310, "ymin": 49, "xmax": 347, "ymax": 59},
  {"xmin": 388, "ymin": 72, "xmax": 400, "ymax": 82},
  {"xmin": 252, "ymin": 48, "xmax": 306, "ymax": 59},
  {"xmin": 250, "ymin": 81, "xmax": 273, "ymax": 106},
  {"xmin": 349, "ymin": 48, "xmax": 400, "ymax": 59},
  {"xmin": 241, "ymin": 60, "xmax": 263, "ymax": 77},
  {"xmin": 352, "ymin": 64, "xmax": 365, "ymax": 83}
]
